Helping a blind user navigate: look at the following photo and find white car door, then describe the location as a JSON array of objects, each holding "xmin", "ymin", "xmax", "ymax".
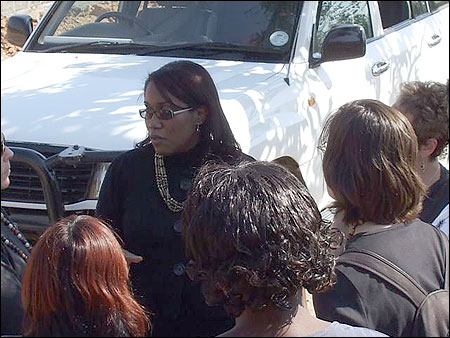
[
  {"xmin": 417, "ymin": 1, "xmax": 449, "ymax": 84},
  {"xmin": 369, "ymin": 1, "xmax": 449, "ymax": 105},
  {"xmin": 289, "ymin": 1, "xmax": 389, "ymax": 208}
]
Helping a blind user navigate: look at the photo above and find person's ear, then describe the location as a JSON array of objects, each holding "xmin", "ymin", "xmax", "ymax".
[
  {"xmin": 419, "ymin": 138, "xmax": 438, "ymax": 159},
  {"xmin": 195, "ymin": 106, "xmax": 208, "ymax": 126}
]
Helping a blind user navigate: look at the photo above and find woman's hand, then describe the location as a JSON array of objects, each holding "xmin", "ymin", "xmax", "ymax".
[{"xmin": 123, "ymin": 249, "xmax": 143, "ymax": 265}]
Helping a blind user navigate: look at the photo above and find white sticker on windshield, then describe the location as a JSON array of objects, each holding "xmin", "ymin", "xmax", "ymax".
[{"xmin": 269, "ymin": 31, "xmax": 289, "ymax": 47}]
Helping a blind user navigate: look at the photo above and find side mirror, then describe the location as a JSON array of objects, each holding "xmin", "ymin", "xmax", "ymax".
[
  {"xmin": 311, "ymin": 24, "xmax": 366, "ymax": 67},
  {"xmin": 7, "ymin": 14, "xmax": 33, "ymax": 47},
  {"xmin": 321, "ymin": 24, "xmax": 366, "ymax": 62}
]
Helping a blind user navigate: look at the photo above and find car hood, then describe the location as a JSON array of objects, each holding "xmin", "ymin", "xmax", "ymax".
[{"xmin": 1, "ymin": 52, "xmax": 290, "ymax": 153}]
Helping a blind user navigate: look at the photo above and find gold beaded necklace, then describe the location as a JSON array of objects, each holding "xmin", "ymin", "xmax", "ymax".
[{"xmin": 155, "ymin": 154, "xmax": 184, "ymax": 213}]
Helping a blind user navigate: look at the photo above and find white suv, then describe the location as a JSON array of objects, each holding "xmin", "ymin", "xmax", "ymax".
[{"xmin": 2, "ymin": 1, "xmax": 449, "ymax": 240}]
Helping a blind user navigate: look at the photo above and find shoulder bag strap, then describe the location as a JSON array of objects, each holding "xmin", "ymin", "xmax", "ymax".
[{"xmin": 337, "ymin": 248, "xmax": 427, "ymax": 307}]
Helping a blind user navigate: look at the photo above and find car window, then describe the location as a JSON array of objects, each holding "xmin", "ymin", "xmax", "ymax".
[
  {"xmin": 429, "ymin": 0, "xmax": 449, "ymax": 11},
  {"xmin": 377, "ymin": 1, "xmax": 412, "ymax": 29},
  {"xmin": 314, "ymin": 1, "xmax": 373, "ymax": 55},
  {"xmin": 411, "ymin": 1, "xmax": 429, "ymax": 16},
  {"xmin": 54, "ymin": 1, "xmax": 119, "ymax": 36},
  {"xmin": 207, "ymin": 2, "xmax": 300, "ymax": 47},
  {"xmin": 28, "ymin": 1, "xmax": 303, "ymax": 63}
]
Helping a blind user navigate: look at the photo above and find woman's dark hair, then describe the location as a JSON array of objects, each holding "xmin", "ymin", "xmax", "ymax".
[
  {"xmin": 21, "ymin": 215, "xmax": 151, "ymax": 337},
  {"xmin": 182, "ymin": 161, "xmax": 339, "ymax": 318},
  {"xmin": 136, "ymin": 60, "xmax": 242, "ymax": 160},
  {"xmin": 319, "ymin": 99, "xmax": 426, "ymax": 226},
  {"xmin": 393, "ymin": 80, "xmax": 449, "ymax": 159}
]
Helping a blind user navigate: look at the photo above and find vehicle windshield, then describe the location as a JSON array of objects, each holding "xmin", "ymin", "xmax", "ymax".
[{"xmin": 27, "ymin": 1, "xmax": 302, "ymax": 63}]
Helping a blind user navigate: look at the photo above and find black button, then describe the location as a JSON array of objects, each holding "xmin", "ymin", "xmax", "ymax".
[
  {"xmin": 172, "ymin": 263, "xmax": 185, "ymax": 276},
  {"xmin": 179, "ymin": 178, "xmax": 192, "ymax": 191},
  {"xmin": 173, "ymin": 219, "xmax": 182, "ymax": 233}
]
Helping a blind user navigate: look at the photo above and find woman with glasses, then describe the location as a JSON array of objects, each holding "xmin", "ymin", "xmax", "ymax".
[
  {"xmin": 1, "ymin": 132, "xmax": 32, "ymax": 335},
  {"xmin": 96, "ymin": 60, "xmax": 253, "ymax": 337}
]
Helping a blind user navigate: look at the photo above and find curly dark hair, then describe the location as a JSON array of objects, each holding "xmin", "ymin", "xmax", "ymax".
[
  {"xmin": 182, "ymin": 161, "xmax": 340, "ymax": 318},
  {"xmin": 393, "ymin": 80, "xmax": 449, "ymax": 159}
]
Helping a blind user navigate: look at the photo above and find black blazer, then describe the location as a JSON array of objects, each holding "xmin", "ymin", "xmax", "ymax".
[
  {"xmin": 1, "ymin": 210, "xmax": 30, "ymax": 336},
  {"xmin": 96, "ymin": 144, "xmax": 253, "ymax": 337}
]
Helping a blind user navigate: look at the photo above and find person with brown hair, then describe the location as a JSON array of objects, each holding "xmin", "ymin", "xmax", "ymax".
[
  {"xmin": 96, "ymin": 60, "xmax": 253, "ymax": 336},
  {"xmin": 21, "ymin": 214, "xmax": 150, "ymax": 337},
  {"xmin": 393, "ymin": 80, "xmax": 449, "ymax": 236},
  {"xmin": 1, "ymin": 132, "xmax": 32, "ymax": 336},
  {"xmin": 313, "ymin": 99, "xmax": 448, "ymax": 337},
  {"xmin": 182, "ymin": 160, "xmax": 387, "ymax": 337}
]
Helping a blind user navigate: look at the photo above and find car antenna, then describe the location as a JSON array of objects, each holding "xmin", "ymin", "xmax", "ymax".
[{"xmin": 284, "ymin": 8, "xmax": 301, "ymax": 86}]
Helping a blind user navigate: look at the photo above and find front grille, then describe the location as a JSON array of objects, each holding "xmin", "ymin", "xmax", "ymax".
[{"xmin": 3, "ymin": 143, "xmax": 95, "ymax": 205}]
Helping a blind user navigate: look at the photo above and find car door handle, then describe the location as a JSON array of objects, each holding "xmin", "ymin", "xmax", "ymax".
[
  {"xmin": 371, "ymin": 61, "xmax": 390, "ymax": 76},
  {"xmin": 428, "ymin": 34, "xmax": 442, "ymax": 47}
]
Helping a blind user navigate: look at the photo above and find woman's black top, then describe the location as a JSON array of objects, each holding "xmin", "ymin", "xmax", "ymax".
[
  {"xmin": 313, "ymin": 219, "xmax": 446, "ymax": 337},
  {"xmin": 96, "ymin": 143, "xmax": 251, "ymax": 337},
  {"xmin": 1, "ymin": 210, "xmax": 30, "ymax": 335},
  {"xmin": 420, "ymin": 164, "xmax": 449, "ymax": 227}
]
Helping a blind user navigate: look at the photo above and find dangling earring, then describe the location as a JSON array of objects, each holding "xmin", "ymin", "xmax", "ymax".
[
  {"xmin": 420, "ymin": 157, "xmax": 425, "ymax": 172},
  {"xmin": 196, "ymin": 124, "xmax": 201, "ymax": 133}
]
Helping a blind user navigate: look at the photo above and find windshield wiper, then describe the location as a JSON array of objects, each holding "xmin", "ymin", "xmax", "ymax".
[
  {"xmin": 38, "ymin": 41, "xmax": 284, "ymax": 55},
  {"xmin": 38, "ymin": 40, "xmax": 139, "ymax": 53},
  {"xmin": 136, "ymin": 42, "xmax": 284, "ymax": 55}
]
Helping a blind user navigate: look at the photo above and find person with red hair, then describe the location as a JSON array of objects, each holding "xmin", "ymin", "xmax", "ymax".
[{"xmin": 21, "ymin": 214, "xmax": 151, "ymax": 337}]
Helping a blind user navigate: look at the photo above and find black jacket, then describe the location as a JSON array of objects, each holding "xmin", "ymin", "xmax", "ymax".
[
  {"xmin": 1, "ymin": 210, "xmax": 30, "ymax": 336},
  {"xmin": 313, "ymin": 219, "xmax": 446, "ymax": 337},
  {"xmin": 96, "ymin": 144, "xmax": 252, "ymax": 337},
  {"xmin": 420, "ymin": 164, "xmax": 449, "ymax": 227}
]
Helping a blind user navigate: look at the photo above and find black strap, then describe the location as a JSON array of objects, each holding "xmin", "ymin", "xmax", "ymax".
[
  {"xmin": 337, "ymin": 230, "xmax": 449, "ymax": 307},
  {"xmin": 337, "ymin": 249, "xmax": 426, "ymax": 307}
]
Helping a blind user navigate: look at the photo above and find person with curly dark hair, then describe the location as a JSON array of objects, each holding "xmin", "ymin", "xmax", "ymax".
[
  {"xmin": 393, "ymin": 80, "xmax": 449, "ymax": 236},
  {"xmin": 182, "ymin": 160, "xmax": 387, "ymax": 337}
]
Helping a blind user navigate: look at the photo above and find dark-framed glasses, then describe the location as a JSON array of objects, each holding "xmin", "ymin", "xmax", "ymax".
[{"xmin": 139, "ymin": 106, "xmax": 194, "ymax": 120}]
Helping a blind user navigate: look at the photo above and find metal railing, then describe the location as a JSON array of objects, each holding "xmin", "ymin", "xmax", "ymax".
[{"xmin": 6, "ymin": 145, "xmax": 124, "ymax": 225}]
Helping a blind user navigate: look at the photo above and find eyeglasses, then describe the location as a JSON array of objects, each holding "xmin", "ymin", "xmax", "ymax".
[{"xmin": 139, "ymin": 106, "xmax": 194, "ymax": 120}]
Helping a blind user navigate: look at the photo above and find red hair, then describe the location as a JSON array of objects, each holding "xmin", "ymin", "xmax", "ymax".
[{"xmin": 21, "ymin": 215, "xmax": 150, "ymax": 336}]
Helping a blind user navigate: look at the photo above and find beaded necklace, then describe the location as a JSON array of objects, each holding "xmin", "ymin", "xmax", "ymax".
[
  {"xmin": 1, "ymin": 212, "xmax": 32, "ymax": 261},
  {"xmin": 155, "ymin": 154, "xmax": 184, "ymax": 213}
]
